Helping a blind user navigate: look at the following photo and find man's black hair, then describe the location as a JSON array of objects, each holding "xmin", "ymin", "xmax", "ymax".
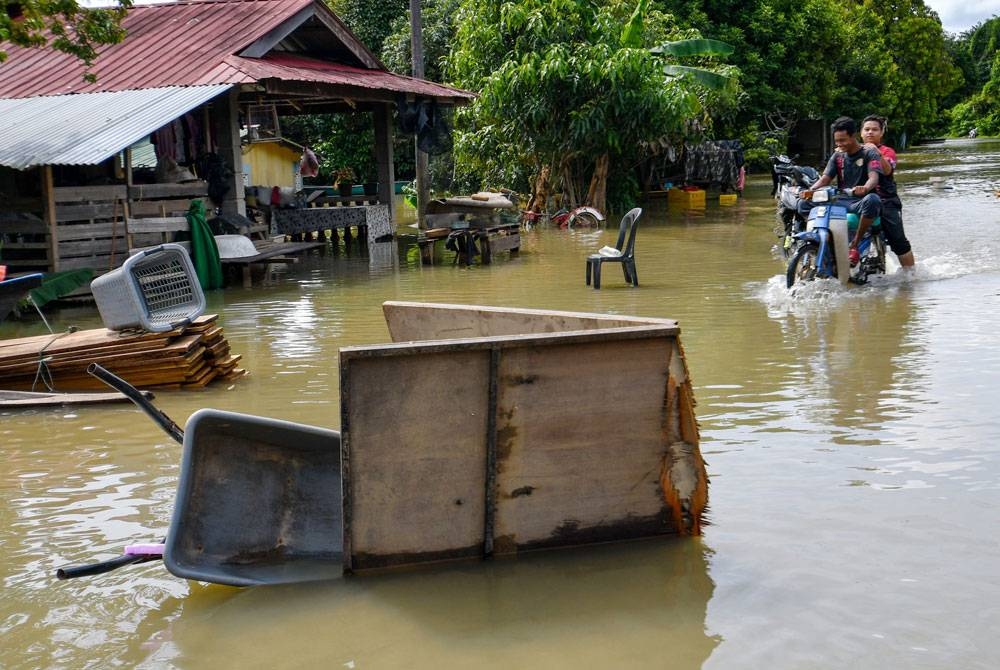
[
  {"xmin": 831, "ymin": 116, "xmax": 857, "ymax": 136},
  {"xmin": 862, "ymin": 114, "xmax": 887, "ymax": 131}
]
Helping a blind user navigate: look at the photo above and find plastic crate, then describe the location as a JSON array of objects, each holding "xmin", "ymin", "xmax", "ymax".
[
  {"xmin": 719, "ymin": 193, "xmax": 738, "ymax": 206},
  {"xmin": 667, "ymin": 187, "xmax": 706, "ymax": 208},
  {"xmin": 91, "ymin": 244, "xmax": 205, "ymax": 332}
]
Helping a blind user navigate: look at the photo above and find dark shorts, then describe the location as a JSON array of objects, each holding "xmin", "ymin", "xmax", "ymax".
[
  {"xmin": 879, "ymin": 198, "xmax": 911, "ymax": 257},
  {"xmin": 797, "ymin": 193, "xmax": 882, "ymax": 220}
]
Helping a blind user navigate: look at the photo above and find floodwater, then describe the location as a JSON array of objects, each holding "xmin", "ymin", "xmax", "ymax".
[{"xmin": 3, "ymin": 138, "xmax": 1000, "ymax": 669}]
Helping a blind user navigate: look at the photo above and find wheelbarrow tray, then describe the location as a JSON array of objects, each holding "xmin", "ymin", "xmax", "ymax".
[{"xmin": 164, "ymin": 409, "xmax": 343, "ymax": 586}]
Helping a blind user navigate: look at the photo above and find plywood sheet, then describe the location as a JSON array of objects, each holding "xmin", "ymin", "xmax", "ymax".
[
  {"xmin": 492, "ymin": 338, "xmax": 673, "ymax": 552},
  {"xmin": 343, "ymin": 350, "xmax": 490, "ymax": 570}
]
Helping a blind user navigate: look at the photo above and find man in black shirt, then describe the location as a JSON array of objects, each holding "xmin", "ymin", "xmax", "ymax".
[{"xmin": 797, "ymin": 116, "xmax": 883, "ymax": 264}]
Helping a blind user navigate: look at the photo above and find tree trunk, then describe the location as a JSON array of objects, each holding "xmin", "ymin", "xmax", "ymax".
[
  {"xmin": 585, "ymin": 153, "xmax": 609, "ymax": 213},
  {"xmin": 526, "ymin": 165, "xmax": 551, "ymax": 213},
  {"xmin": 558, "ymin": 155, "xmax": 579, "ymax": 209}
]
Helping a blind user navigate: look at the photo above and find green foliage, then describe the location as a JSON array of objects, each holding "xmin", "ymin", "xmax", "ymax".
[
  {"xmin": 739, "ymin": 127, "xmax": 788, "ymax": 172},
  {"xmin": 660, "ymin": 0, "xmax": 856, "ymax": 132},
  {"xmin": 946, "ymin": 49, "xmax": 1000, "ymax": 135},
  {"xmin": 282, "ymin": 113, "xmax": 375, "ymax": 184},
  {"xmin": 446, "ymin": 0, "xmax": 737, "ymax": 206},
  {"xmin": 0, "ymin": 0, "xmax": 132, "ymax": 78},
  {"xmin": 862, "ymin": 0, "xmax": 962, "ymax": 138},
  {"xmin": 329, "ymin": 0, "xmax": 406, "ymax": 55},
  {"xmin": 943, "ymin": 17, "xmax": 1000, "ymax": 136}
]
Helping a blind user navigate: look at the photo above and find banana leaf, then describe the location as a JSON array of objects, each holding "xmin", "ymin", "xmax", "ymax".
[
  {"xmin": 650, "ymin": 39, "xmax": 734, "ymax": 58},
  {"xmin": 662, "ymin": 64, "xmax": 731, "ymax": 89}
]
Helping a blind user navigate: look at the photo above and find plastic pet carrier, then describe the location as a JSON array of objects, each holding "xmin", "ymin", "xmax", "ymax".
[{"xmin": 91, "ymin": 244, "xmax": 205, "ymax": 332}]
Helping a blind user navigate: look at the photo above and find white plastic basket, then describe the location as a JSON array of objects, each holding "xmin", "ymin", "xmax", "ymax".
[{"xmin": 91, "ymin": 244, "xmax": 206, "ymax": 332}]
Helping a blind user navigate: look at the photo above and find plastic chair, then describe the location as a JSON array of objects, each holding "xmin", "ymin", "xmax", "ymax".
[{"xmin": 585, "ymin": 208, "xmax": 641, "ymax": 289}]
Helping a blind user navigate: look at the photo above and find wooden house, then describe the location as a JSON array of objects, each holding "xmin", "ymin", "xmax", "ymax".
[
  {"xmin": 0, "ymin": 0, "xmax": 474, "ymax": 275},
  {"xmin": 243, "ymin": 138, "xmax": 306, "ymax": 191}
]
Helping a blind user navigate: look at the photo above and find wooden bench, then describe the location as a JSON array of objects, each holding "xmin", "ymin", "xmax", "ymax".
[{"xmin": 125, "ymin": 217, "xmax": 323, "ymax": 288}]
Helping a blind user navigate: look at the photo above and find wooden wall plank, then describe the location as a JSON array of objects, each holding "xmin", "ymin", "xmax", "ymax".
[
  {"xmin": 53, "ymin": 185, "xmax": 127, "ymax": 203},
  {"xmin": 344, "ymin": 351, "xmax": 490, "ymax": 571},
  {"xmin": 55, "ymin": 203, "xmax": 122, "ymax": 222},
  {"xmin": 491, "ymin": 338, "xmax": 674, "ymax": 554},
  {"xmin": 129, "ymin": 183, "xmax": 207, "ymax": 200}
]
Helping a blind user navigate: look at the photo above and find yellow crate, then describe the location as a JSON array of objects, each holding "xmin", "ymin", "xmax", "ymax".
[
  {"xmin": 719, "ymin": 193, "xmax": 738, "ymax": 206},
  {"xmin": 667, "ymin": 188, "xmax": 706, "ymax": 208}
]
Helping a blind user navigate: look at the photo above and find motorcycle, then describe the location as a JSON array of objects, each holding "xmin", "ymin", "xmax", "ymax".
[
  {"xmin": 785, "ymin": 186, "xmax": 886, "ymax": 289},
  {"xmin": 521, "ymin": 205, "xmax": 605, "ymax": 228},
  {"xmin": 771, "ymin": 154, "xmax": 820, "ymax": 257}
]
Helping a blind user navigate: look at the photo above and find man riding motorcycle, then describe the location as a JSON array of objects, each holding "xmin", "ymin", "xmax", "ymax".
[{"xmin": 797, "ymin": 116, "xmax": 883, "ymax": 266}]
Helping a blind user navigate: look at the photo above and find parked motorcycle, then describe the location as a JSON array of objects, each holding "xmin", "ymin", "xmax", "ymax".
[
  {"xmin": 786, "ymin": 187, "xmax": 886, "ymax": 289},
  {"xmin": 521, "ymin": 205, "xmax": 605, "ymax": 228},
  {"xmin": 771, "ymin": 154, "xmax": 820, "ymax": 257}
]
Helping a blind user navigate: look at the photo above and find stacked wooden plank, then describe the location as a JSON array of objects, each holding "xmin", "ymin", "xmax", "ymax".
[{"xmin": 0, "ymin": 314, "xmax": 246, "ymax": 391}]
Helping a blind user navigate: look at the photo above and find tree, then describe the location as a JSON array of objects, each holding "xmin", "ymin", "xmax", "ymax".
[
  {"xmin": 860, "ymin": 0, "xmax": 962, "ymax": 140},
  {"xmin": 659, "ymin": 0, "xmax": 856, "ymax": 132},
  {"xmin": 1, "ymin": 0, "xmax": 131, "ymax": 79},
  {"xmin": 446, "ymin": 0, "xmax": 737, "ymax": 210}
]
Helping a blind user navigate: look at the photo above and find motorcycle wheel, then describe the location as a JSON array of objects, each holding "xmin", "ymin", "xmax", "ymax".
[
  {"xmin": 786, "ymin": 242, "xmax": 820, "ymax": 288},
  {"xmin": 568, "ymin": 211, "xmax": 600, "ymax": 228}
]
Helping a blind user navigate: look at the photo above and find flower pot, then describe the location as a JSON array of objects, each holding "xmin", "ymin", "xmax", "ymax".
[
  {"xmin": 337, "ymin": 183, "xmax": 353, "ymax": 197},
  {"xmin": 363, "ymin": 182, "xmax": 378, "ymax": 196}
]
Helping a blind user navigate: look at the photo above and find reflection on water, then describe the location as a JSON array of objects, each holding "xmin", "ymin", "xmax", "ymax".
[
  {"xmin": 138, "ymin": 540, "xmax": 717, "ymax": 668},
  {"xmin": 5, "ymin": 140, "xmax": 1000, "ymax": 668}
]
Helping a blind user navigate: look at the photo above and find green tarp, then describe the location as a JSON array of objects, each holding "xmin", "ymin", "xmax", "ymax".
[
  {"xmin": 185, "ymin": 200, "xmax": 224, "ymax": 290},
  {"xmin": 29, "ymin": 269, "xmax": 93, "ymax": 308}
]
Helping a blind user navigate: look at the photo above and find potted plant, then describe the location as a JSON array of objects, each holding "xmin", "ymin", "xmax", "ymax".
[{"xmin": 334, "ymin": 167, "xmax": 355, "ymax": 197}]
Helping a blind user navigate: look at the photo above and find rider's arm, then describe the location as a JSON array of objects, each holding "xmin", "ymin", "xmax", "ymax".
[
  {"xmin": 852, "ymin": 170, "xmax": 880, "ymax": 197},
  {"xmin": 810, "ymin": 174, "xmax": 832, "ymax": 190},
  {"xmin": 864, "ymin": 143, "xmax": 893, "ymax": 175}
]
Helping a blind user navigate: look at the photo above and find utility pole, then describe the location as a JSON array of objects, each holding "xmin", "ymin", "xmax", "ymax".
[{"xmin": 410, "ymin": 0, "xmax": 429, "ymax": 230}]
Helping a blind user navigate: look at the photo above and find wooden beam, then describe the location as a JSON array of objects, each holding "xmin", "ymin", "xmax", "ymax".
[
  {"xmin": 311, "ymin": 4, "xmax": 382, "ymax": 69},
  {"xmin": 373, "ymin": 103, "xmax": 395, "ymax": 225},
  {"xmin": 41, "ymin": 166, "xmax": 58, "ymax": 272},
  {"xmin": 239, "ymin": 5, "xmax": 315, "ymax": 58},
  {"xmin": 261, "ymin": 79, "xmax": 395, "ymax": 104}
]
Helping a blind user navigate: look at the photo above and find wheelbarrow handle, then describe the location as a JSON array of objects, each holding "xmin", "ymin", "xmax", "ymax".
[
  {"xmin": 56, "ymin": 553, "xmax": 161, "ymax": 580},
  {"xmin": 86, "ymin": 363, "xmax": 184, "ymax": 444}
]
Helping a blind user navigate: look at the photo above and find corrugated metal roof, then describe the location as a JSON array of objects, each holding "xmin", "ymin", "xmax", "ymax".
[
  {"xmin": 0, "ymin": 85, "xmax": 231, "ymax": 169},
  {"xmin": 0, "ymin": 0, "xmax": 471, "ymax": 101}
]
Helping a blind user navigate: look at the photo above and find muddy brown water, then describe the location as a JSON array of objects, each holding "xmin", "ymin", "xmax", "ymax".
[{"xmin": 3, "ymin": 138, "xmax": 1000, "ymax": 668}]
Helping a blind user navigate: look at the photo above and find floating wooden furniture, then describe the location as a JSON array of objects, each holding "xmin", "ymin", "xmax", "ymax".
[{"xmin": 339, "ymin": 302, "xmax": 707, "ymax": 573}]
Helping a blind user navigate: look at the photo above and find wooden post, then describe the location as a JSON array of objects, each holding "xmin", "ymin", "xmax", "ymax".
[
  {"xmin": 212, "ymin": 88, "xmax": 246, "ymax": 217},
  {"xmin": 41, "ymin": 166, "xmax": 59, "ymax": 272},
  {"xmin": 410, "ymin": 0, "xmax": 430, "ymax": 231},
  {"xmin": 374, "ymin": 103, "xmax": 396, "ymax": 226}
]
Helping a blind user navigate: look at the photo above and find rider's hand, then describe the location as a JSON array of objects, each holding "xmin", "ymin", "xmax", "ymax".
[
  {"xmin": 852, "ymin": 186, "xmax": 866, "ymax": 197},
  {"xmin": 802, "ymin": 190, "xmax": 813, "ymax": 200}
]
